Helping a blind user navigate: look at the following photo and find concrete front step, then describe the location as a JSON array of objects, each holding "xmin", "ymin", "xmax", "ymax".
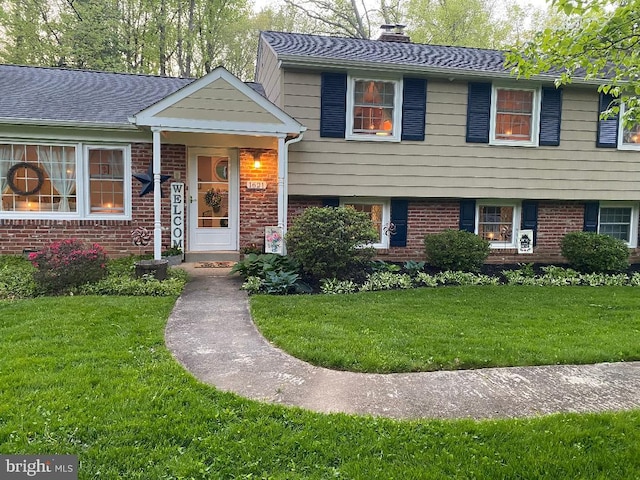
[{"xmin": 184, "ymin": 251, "xmax": 240, "ymax": 263}]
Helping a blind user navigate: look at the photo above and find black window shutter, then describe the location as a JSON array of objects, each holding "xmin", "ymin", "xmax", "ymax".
[
  {"xmin": 322, "ymin": 197, "xmax": 340, "ymax": 207},
  {"xmin": 539, "ymin": 88, "xmax": 562, "ymax": 146},
  {"xmin": 521, "ymin": 200, "xmax": 538, "ymax": 242},
  {"xmin": 401, "ymin": 78, "xmax": 426, "ymax": 141},
  {"xmin": 466, "ymin": 83, "xmax": 491, "ymax": 143},
  {"xmin": 320, "ymin": 72, "xmax": 347, "ymax": 138},
  {"xmin": 596, "ymin": 93, "xmax": 619, "ymax": 148},
  {"xmin": 583, "ymin": 202, "xmax": 600, "ymax": 232},
  {"xmin": 459, "ymin": 199, "xmax": 476, "ymax": 232},
  {"xmin": 390, "ymin": 199, "xmax": 409, "ymax": 247}
]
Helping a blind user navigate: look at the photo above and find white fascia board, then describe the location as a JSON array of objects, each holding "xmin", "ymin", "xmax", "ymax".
[
  {"xmin": 276, "ymin": 55, "xmax": 608, "ymax": 87},
  {"xmin": 134, "ymin": 66, "xmax": 305, "ymax": 133},
  {"xmin": 137, "ymin": 116, "xmax": 303, "ymax": 136}
]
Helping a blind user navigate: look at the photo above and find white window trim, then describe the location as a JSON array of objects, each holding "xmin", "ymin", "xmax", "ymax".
[
  {"xmin": 489, "ymin": 85, "xmax": 541, "ymax": 147},
  {"xmin": 0, "ymin": 141, "xmax": 131, "ymax": 220},
  {"xmin": 340, "ymin": 197, "xmax": 391, "ymax": 248},
  {"xmin": 345, "ymin": 75, "xmax": 403, "ymax": 142},
  {"xmin": 598, "ymin": 201, "xmax": 639, "ymax": 248},
  {"xmin": 617, "ymin": 103, "xmax": 640, "ymax": 151},
  {"xmin": 475, "ymin": 200, "xmax": 522, "ymax": 249},
  {"xmin": 83, "ymin": 144, "xmax": 132, "ymax": 220}
]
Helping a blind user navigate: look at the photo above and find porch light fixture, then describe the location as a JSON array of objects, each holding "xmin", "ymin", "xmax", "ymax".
[{"xmin": 251, "ymin": 148, "xmax": 266, "ymax": 169}]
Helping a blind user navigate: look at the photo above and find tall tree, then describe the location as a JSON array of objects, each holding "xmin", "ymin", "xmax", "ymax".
[
  {"xmin": 508, "ymin": 0, "xmax": 640, "ymax": 123},
  {"xmin": 406, "ymin": 0, "xmax": 524, "ymax": 49}
]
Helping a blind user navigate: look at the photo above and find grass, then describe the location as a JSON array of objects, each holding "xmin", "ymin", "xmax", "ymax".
[
  {"xmin": 250, "ymin": 286, "xmax": 640, "ymax": 373},
  {"xmin": 0, "ymin": 296, "xmax": 639, "ymax": 478}
]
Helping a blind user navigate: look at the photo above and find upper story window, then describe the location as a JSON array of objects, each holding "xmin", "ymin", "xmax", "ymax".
[
  {"xmin": 490, "ymin": 86, "xmax": 540, "ymax": 146},
  {"xmin": 618, "ymin": 103, "xmax": 640, "ymax": 150},
  {"xmin": 476, "ymin": 201, "xmax": 521, "ymax": 249},
  {"xmin": 346, "ymin": 77, "xmax": 402, "ymax": 142},
  {"xmin": 341, "ymin": 197, "xmax": 391, "ymax": 248},
  {"xmin": 0, "ymin": 142, "xmax": 130, "ymax": 219}
]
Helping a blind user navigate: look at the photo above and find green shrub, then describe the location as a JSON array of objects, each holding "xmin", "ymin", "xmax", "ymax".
[
  {"xmin": 29, "ymin": 239, "xmax": 108, "ymax": 294},
  {"xmin": 231, "ymin": 253, "xmax": 300, "ymax": 280},
  {"xmin": 286, "ymin": 207, "xmax": 378, "ymax": 280},
  {"xmin": 0, "ymin": 256, "xmax": 37, "ymax": 299},
  {"xmin": 424, "ymin": 229, "xmax": 490, "ymax": 272},
  {"xmin": 561, "ymin": 231, "xmax": 629, "ymax": 273}
]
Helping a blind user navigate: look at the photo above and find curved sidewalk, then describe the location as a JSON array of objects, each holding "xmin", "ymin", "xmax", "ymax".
[{"xmin": 165, "ymin": 268, "xmax": 640, "ymax": 420}]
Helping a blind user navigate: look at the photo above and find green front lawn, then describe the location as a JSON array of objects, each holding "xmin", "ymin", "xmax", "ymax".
[
  {"xmin": 1, "ymin": 296, "xmax": 639, "ymax": 478},
  {"xmin": 251, "ymin": 286, "xmax": 640, "ymax": 373}
]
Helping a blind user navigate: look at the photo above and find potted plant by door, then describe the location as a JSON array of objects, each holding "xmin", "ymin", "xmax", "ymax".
[
  {"xmin": 162, "ymin": 246, "xmax": 183, "ymax": 266},
  {"xmin": 131, "ymin": 227, "xmax": 169, "ymax": 280}
]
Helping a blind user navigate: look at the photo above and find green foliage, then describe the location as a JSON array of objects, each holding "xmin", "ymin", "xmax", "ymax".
[
  {"xmin": 508, "ymin": 0, "xmax": 640, "ymax": 125},
  {"xmin": 403, "ymin": 260, "xmax": 426, "ymax": 277},
  {"xmin": 424, "ymin": 229, "xmax": 490, "ymax": 272},
  {"xmin": 320, "ymin": 278, "xmax": 358, "ymax": 294},
  {"xmin": 241, "ymin": 276, "xmax": 264, "ymax": 295},
  {"xmin": 231, "ymin": 253, "xmax": 300, "ymax": 280},
  {"xmin": 502, "ymin": 264, "xmax": 636, "ymax": 287},
  {"xmin": 286, "ymin": 206, "xmax": 378, "ymax": 281},
  {"xmin": 29, "ymin": 239, "xmax": 108, "ymax": 294},
  {"xmin": 263, "ymin": 270, "xmax": 301, "ymax": 295},
  {"xmin": 79, "ymin": 275, "xmax": 185, "ymax": 296},
  {"xmin": 0, "ymin": 255, "xmax": 37, "ymax": 299},
  {"xmin": 359, "ymin": 272, "xmax": 414, "ymax": 291},
  {"xmin": 370, "ymin": 260, "xmax": 401, "ymax": 273},
  {"xmin": 561, "ymin": 231, "xmax": 630, "ymax": 273}
]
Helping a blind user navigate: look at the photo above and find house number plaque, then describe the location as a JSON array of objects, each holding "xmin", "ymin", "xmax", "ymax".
[{"xmin": 246, "ymin": 181, "xmax": 267, "ymax": 190}]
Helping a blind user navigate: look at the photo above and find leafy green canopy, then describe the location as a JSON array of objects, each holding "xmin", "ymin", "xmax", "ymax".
[{"xmin": 507, "ymin": 0, "xmax": 640, "ymax": 124}]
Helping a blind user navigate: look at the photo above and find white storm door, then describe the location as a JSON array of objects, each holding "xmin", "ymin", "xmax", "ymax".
[{"xmin": 188, "ymin": 148, "xmax": 238, "ymax": 251}]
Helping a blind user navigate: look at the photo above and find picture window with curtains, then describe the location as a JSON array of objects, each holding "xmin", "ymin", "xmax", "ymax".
[
  {"xmin": 340, "ymin": 198, "xmax": 390, "ymax": 248},
  {"xmin": 347, "ymin": 77, "xmax": 401, "ymax": 141},
  {"xmin": 490, "ymin": 87, "xmax": 540, "ymax": 146},
  {"xmin": 476, "ymin": 203, "xmax": 520, "ymax": 248},
  {"xmin": 0, "ymin": 142, "xmax": 129, "ymax": 218}
]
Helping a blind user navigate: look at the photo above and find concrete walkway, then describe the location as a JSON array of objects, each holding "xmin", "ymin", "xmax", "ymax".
[{"xmin": 165, "ymin": 266, "xmax": 640, "ymax": 420}]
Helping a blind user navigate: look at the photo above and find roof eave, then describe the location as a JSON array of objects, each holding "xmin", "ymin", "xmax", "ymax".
[
  {"xmin": 0, "ymin": 117, "xmax": 139, "ymax": 130},
  {"xmin": 276, "ymin": 55, "xmax": 607, "ymax": 86}
]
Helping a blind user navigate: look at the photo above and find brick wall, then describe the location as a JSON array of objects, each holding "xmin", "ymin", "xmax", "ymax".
[
  {"xmin": 286, "ymin": 197, "xmax": 640, "ymax": 264},
  {"xmin": 238, "ymin": 149, "xmax": 279, "ymax": 251},
  {"xmin": 0, "ymin": 143, "xmax": 187, "ymax": 257}
]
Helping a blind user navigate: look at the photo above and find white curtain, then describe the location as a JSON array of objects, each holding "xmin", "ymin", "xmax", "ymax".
[
  {"xmin": 0, "ymin": 145, "xmax": 24, "ymax": 211},
  {"xmin": 106, "ymin": 150, "xmax": 124, "ymax": 178},
  {"xmin": 39, "ymin": 146, "xmax": 76, "ymax": 212}
]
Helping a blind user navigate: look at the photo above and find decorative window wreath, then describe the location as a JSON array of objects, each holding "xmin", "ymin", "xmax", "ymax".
[{"xmin": 6, "ymin": 162, "xmax": 45, "ymax": 196}]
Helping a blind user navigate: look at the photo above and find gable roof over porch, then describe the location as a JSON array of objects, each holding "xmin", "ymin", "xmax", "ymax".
[{"xmin": 133, "ymin": 66, "xmax": 305, "ymax": 136}]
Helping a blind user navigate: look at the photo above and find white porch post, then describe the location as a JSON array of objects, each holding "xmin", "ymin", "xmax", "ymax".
[
  {"xmin": 277, "ymin": 136, "xmax": 287, "ymax": 231},
  {"xmin": 152, "ymin": 128, "xmax": 162, "ymax": 260}
]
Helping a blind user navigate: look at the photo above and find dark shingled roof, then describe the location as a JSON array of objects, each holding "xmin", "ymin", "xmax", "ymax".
[
  {"xmin": 0, "ymin": 65, "xmax": 268, "ymax": 126},
  {"xmin": 0, "ymin": 64, "xmax": 194, "ymax": 126},
  {"xmin": 261, "ymin": 31, "xmax": 511, "ymax": 75}
]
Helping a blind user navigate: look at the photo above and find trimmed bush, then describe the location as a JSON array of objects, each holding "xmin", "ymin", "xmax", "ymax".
[
  {"xmin": 285, "ymin": 206, "xmax": 378, "ymax": 280},
  {"xmin": 424, "ymin": 229, "xmax": 490, "ymax": 272},
  {"xmin": 29, "ymin": 239, "xmax": 108, "ymax": 294},
  {"xmin": 0, "ymin": 255, "xmax": 37, "ymax": 299},
  {"xmin": 561, "ymin": 231, "xmax": 629, "ymax": 273}
]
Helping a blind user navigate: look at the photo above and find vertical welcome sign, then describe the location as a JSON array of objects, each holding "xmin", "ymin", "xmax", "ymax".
[{"xmin": 171, "ymin": 183, "xmax": 184, "ymax": 252}]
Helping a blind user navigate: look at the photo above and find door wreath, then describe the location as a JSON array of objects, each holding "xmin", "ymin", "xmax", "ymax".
[{"xmin": 6, "ymin": 162, "xmax": 45, "ymax": 196}]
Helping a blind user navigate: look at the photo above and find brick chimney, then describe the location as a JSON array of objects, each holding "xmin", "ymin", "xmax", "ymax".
[{"xmin": 378, "ymin": 24, "xmax": 410, "ymax": 43}]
